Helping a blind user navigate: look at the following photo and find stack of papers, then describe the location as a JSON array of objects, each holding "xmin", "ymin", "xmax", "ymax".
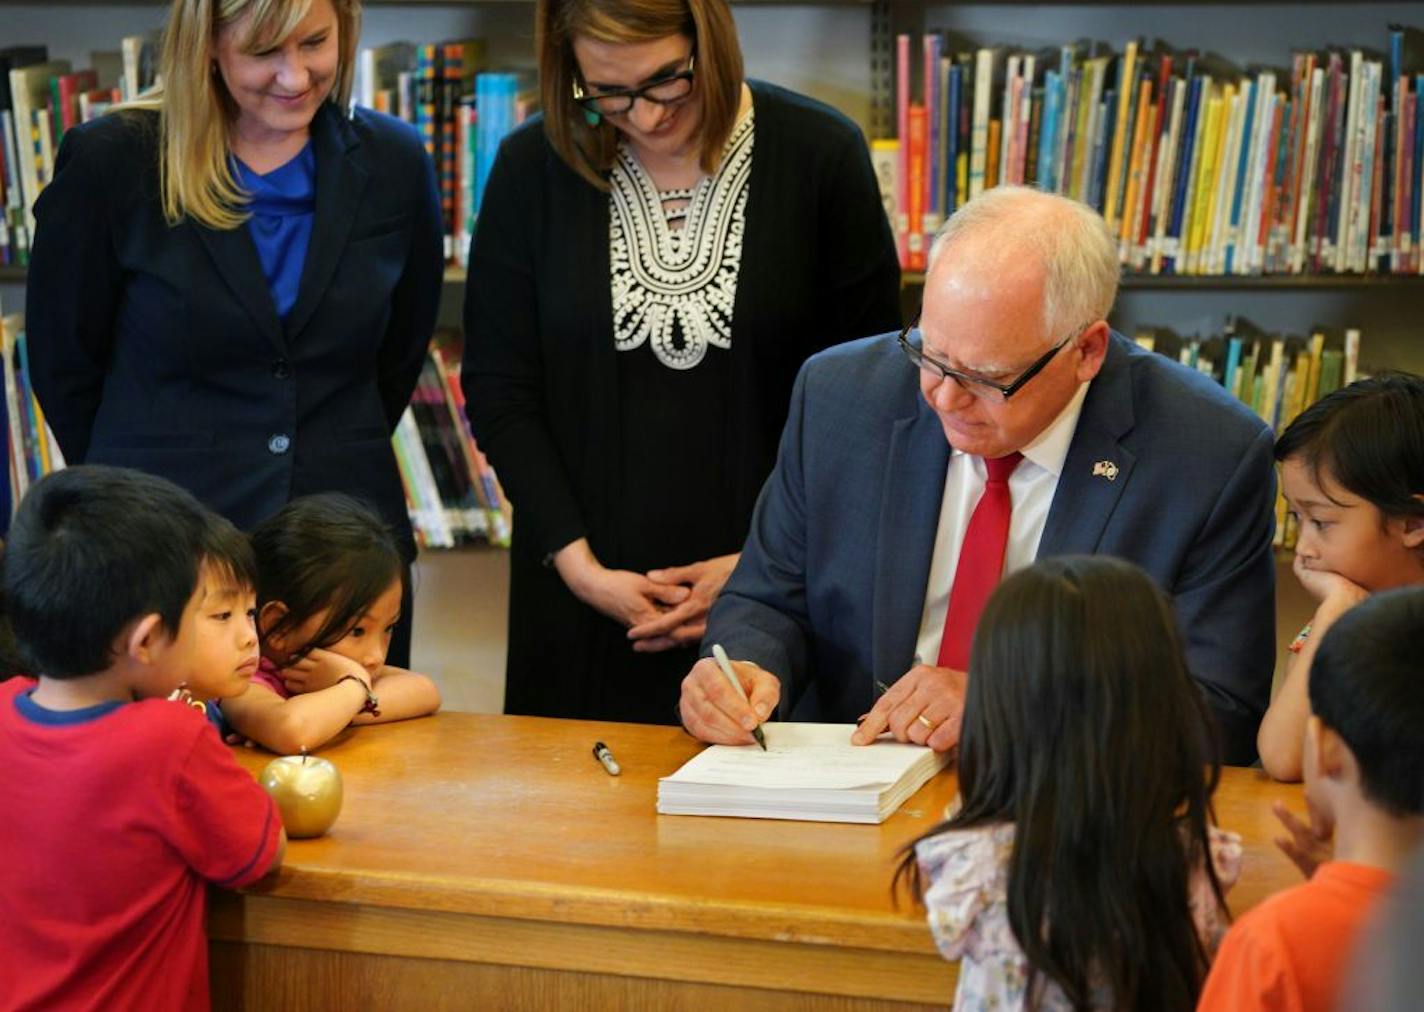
[{"xmin": 656, "ymin": 723, "xmax": 950, "ymax": 824}]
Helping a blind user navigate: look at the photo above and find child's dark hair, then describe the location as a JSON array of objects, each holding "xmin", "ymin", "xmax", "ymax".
[
  {"xmin": 895, "ymin": 556, "xmax": 1224, "ymax": 1012},
  {"xmin": 1274, "ymin": 372, "xmax": 1424, "ymax": 520},
  {"xmin": 1311, "ymin": 587, "xmax": 1424, "ymax": 817},
  {"xmin": 2, "ymin": 465, "xmax": 221, "ymax": 677},
  {"xmin": 202, "ymin": 512, "xmax": 258, "ymax": 596},
  {"xmin": 252, "ymin": 493, "xmax": 405, "ymax": 663}
]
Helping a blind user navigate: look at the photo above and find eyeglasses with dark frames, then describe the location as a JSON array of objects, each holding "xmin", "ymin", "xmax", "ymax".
[
  {"xmin": 572, "ymin": 54, "xmax": 696, "ymax": 116},
  {"xmin": 898, "ymin": 312, "xmax": 1085, "ymax": 403}
]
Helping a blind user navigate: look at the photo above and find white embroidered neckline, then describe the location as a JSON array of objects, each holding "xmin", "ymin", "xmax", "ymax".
[{"xmin": 609, "ymin": 108, "xmax": 754, "ymax": 370}]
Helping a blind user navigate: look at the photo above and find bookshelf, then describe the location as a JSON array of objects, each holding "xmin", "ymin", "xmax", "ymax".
[{"xmin": 877, "ymin": 1, "xmax": 1424, "ymax": 382}]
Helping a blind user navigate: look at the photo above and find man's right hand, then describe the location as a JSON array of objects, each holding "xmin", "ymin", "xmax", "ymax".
[{"xmin": 679, "ymin": 656, "xmax": 780, "ymax": 744}]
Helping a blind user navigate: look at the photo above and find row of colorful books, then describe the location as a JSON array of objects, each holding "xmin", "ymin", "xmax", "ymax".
[
  {"xmin": 878, "ymin": 23, "xmax": 1424, "ymax": 277},
  {"xmin": 1133, "ymin": 320, "xmax": 1362, "ymax": 550},
  {"xmin": 0, "ymin": 305, "xmax": 65, "ymax": 529},
  {"xmin": 393, "ymin": 332, "xmax": 513, "ymax": 549},
  {"xmin": 1, "ymin": 39, "xmax": 160, "ymax": 266},
  {"xmin": 352, "ymin": 40, "xmax": 535, "ymax": 266}
]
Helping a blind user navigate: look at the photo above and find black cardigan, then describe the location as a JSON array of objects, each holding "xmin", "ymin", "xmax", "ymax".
[{"xmin": 463, "ymin": 81, "xmax": 900, "ymax": 718}]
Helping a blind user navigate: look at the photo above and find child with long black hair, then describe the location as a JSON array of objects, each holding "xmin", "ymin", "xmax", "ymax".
[
  {"xmin": 896, "ymin": 556, "xmax": 1240, "ymax": 1012},
  {"xmin": 1258, "ymin": 373, "xmax": 1424, "ymax": 782},
  {"xmin": 221, "ymin": 493, "xmax": 440, "ymax": 754}
]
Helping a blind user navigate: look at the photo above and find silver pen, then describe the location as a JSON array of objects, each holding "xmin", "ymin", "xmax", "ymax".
[{"xmin": 711, "ymin": 643, "xmax": 767, "ymax": 750}]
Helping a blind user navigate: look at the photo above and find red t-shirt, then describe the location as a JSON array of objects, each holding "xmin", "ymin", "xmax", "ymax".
[
  {"xmin": 1198, "ymin": 861, "xmax": 1396, "ymax": 1012},
  {"xmin": 0, "ymin": 677, "xmax": 282, "ymax": 1011}
]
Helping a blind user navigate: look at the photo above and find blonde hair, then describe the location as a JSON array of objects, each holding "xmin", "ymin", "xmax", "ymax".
[
  {"xmin": 929, "ymin": 185, "xmax": 1121, "ymax": 338},
  {"xmin": 127, "ymin": 0, "xmax": 360, "ymax": 229},
  {"xmin": 536, "ymin": 0, "xmax": 743, "ymax": 191}
]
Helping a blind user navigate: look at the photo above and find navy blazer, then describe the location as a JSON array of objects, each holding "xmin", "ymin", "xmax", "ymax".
[
  {"xmin": 26, "ymin": 103, "xmax": 442, "ymax": 556},
  {"xmin": 705, "ymin": 331, "xmax": 1278, "ymax": 765}
]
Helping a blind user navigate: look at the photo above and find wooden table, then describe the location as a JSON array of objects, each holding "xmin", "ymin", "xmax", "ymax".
[{"xmin": 210, "ymin": 713, "xmax": 1303, "ymax": 1011}]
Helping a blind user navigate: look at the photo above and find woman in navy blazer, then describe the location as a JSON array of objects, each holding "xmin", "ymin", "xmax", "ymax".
[{"xmin": 26, "ymin": 0, "xmax": 442, "ymax": 663}]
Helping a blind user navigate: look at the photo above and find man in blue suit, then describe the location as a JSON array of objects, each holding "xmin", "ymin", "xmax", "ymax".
[{"xmin": 679, "ymin": 186, "xmax": 1276, "ymax": 765}]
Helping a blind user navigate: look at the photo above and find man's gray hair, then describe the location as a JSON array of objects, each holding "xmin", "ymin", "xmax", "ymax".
[{"xmin": 927, "ymin": 185, "xmax": 1121, "ymax": 338}]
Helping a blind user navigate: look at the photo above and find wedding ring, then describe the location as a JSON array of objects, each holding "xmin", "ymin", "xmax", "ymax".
[{"xmin": 916, "ymin": 714, "xmax": 935, "ymax": 731}]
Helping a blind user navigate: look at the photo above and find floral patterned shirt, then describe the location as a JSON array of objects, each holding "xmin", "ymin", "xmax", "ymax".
[{"xmin": 916, "ymin": 822, "xmax": 1243, "ymax": 1011}]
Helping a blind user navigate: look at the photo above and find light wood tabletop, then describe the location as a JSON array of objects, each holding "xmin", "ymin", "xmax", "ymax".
[{"xmin": 209, "ymin": 712, "xmax": 1305, "ymax": 1011}]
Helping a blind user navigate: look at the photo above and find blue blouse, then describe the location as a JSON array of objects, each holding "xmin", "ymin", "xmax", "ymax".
[{"xmin": 234, "ymin": 142, "xmax": 317, "ymax": 320}]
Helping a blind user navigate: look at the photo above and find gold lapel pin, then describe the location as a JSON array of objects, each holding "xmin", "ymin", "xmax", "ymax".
[{"xmin": 1092, "ymin": 460, "xmax": 1120, "ymax": 481}]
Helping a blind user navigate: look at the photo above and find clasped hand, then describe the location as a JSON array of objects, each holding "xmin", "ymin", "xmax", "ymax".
[
  {"xmin": 627, "ymin": 553, "xmax": 740, "ymax": 652},
  {"xmin": 555, "ymin": 539, "xmax": 739, "ymax": 654}
]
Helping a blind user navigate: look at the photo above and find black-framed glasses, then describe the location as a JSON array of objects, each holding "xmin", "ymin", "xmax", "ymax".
[
  {"xmin": 573, "ymin": 54, "xmax": 696, "ymax": 116},
  {"xmin": 898, "ymin": 313, "xmax": 1082, "ymax": 403}
]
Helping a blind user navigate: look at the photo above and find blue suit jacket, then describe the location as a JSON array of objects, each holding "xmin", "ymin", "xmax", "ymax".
[
  {"xmin": 26, "ymin": 103, "xmax": 442, "ymax": 556},
  {"xmin": 705, "ymin": 331, "xmax": 1277, "ymax": 764}
]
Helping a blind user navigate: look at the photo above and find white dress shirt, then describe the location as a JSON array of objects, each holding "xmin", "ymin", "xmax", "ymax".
[{"xmin": 913, "ymin": 381, "xmax": 1092, "ymax": 667}]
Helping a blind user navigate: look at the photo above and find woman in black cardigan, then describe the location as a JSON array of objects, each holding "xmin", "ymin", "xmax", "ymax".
[{"xmin": 463, "ymin": 0, "xmax": 900, "ymax": 723}]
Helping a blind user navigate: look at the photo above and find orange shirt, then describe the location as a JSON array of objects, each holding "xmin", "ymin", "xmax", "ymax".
[{"xmin": 1198, "ymin": 862, "xmax": 1395, "ymax": 1012}]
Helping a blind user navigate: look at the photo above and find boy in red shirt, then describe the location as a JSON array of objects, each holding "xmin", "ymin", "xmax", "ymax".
[
  {"xmin": 0, "ymin": 466, "xmax": 285, "ymax": 1011},
  {"xmin": 1199, "ymin": 587, "xmax": 1424, "ymax": 1012}
]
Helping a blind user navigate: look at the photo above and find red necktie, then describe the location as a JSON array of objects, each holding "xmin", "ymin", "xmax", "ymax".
[{"xmin": 938, "ymin": 452, "xmax": 1023, "ymax": 671}]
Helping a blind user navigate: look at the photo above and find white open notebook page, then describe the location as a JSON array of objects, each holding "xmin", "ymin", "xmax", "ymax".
[{"xmin": 657, "ymin": 723, "xmax": 950, "ymax": 823}]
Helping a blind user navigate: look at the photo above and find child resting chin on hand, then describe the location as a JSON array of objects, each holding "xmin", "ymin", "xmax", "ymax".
[{"xmin": 220, "ymin": 493, "xmax": 441, "ymax": 755}]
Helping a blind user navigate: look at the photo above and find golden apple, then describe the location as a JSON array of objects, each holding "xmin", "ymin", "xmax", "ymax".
[{"xmin": 259, "ymin": 755, "xmax": 343, "ymax": 838}]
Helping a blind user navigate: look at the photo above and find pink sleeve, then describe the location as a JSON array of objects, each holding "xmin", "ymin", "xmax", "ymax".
[{"xmin": 251, "ymin": 657, "xmax": 291, "ymax": 699}]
